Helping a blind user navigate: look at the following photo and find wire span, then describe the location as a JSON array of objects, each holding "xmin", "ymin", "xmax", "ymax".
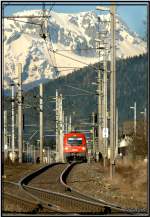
[
  {"xmin": 6, "ymin": 17, "xmax": 41, "ymax": 26},
  {"xmin": 49, "ymin": 49, "xmax": 98, "ymax": 71}
]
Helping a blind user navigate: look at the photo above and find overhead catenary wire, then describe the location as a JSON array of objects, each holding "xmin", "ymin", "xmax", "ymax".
[
  {"xmin": 39, "ymin": 2, "xmax": 58, "ymax": 75},
  {"xmin": 55, "ymin": 47, "xmax": 102, "ymax": 52},
  {"xmin": 42, "ymin": 93, "xmax": 95, "ymax": 101},
  {"xmin": 4, "ymin": 67, "xmax": 135, "ymax": 103},
  {"xmin": 6, "ymin": 16, "xmax": 111, "ymax": 52},
  {"xmin": 64, "ymin": 84, "xmax": 95, "ymax": 95},
  {"xmin": 4, "ymin": 15, "xmax": 52, "ymax": 18},
  {"xmin": 52, "ymin": 66, "xmax": 82, "ymax": 69},
  {"xmin": 49, "ymin": 49, "xmax": 99, "ymax": 71},
  {"xmin": 3, "ymin": 7, "xmax": 141, "ymax": 139},
  {"xmin": 45, "ymin": 4, "xmax": 55, "ymax": 26},
  {"xmin": 43, "ymin": 38, "xmax": 56, "ymax": 67},
  {"xmin": 46, "ymin": 34, "xmax": 58, "ymax": 76},
  {"xmin": 64, "ymin": 93, "xmax": 95, "ymax": 97},
  {"xmin": 6, "ymin": 16, "xmax": 99, "ymax": 72},
  {"xmin": 40, "ymin": 21, "xmax": 58, "ymax": 74},
  {"xmin": 6, "ymin": 14, "xmax": 56, "ymax": 72},
  {"xmin": 6, "ymin": 17, "xmax": 41, "ymax": 26},
  {"xmin": 56, "ymin": 68, "xmax": 81, "ymax": 73},
  {"xmin": 48, "ymin": 3, "xmax": 55, "ymax": 14},
  {"xmin": 47, "ymin": 33, "xmax": 58, "ymax": 70},
  {"xmin": 40, "ymin": 24, "xmax": 54, "ymax": 57}
]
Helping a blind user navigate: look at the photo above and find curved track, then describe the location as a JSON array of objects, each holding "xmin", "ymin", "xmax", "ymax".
[
  {"xmin": 2, "ymin": 181, "xmax": 54, "ymax": 214},
  {"xmin": 60, "ymin": 162, "xmax": 130, "ymax": 214},
  {"xmin": 18, "ymin": 162, "xmax": 68, "ymax": 214},
  {"xmin": 18, "ymin": 162, "xmax": 111, "ymax": 214},
  {"xmin": 60, "ymin": 162, "xmax": 148, "ymax": 215},
  {"xmin": 3, "ymin": 162, "xmax": 147, "ymax": 215}
]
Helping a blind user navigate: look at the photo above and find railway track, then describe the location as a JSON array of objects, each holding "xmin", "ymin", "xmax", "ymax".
[
  {"xmin": 2, "ymin": 181, "xmax": 55, "ymax": 214},
  {"xmin": 18, "ymin": 162, "xmax": 109, "ymax": 214},
  {"xmin": 3, "ymin": 162, "xmax": 148, "ymax": 215},
  {"xmin": 21, "ymin": 162, "xmax": 139, "ymax": 214},
  {"xmin": 2, "ymin": 163, "xmax": 68, "ymax": 214},
  {"xmin": 60, "ymin": 162, "xmax": 148, "ymax": 215},
  {"xmin": 60, "ymin": 162, "xmax": 123, "ymax": 211}
]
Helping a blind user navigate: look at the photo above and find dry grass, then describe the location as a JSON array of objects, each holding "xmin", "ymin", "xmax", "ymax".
[
  {"xmin": 67, "ymin": 159, "xmax": 148, "ymax": 209},
  {"xmin": 115, "ymin": 158, "xmax": 147, "ymax": 188},
  {"xmin": 3, "ymin": 159, "xmax": 148, "ymax": 211},
  {"xmin": 103, "ymin": 158, "xmax": 148, "ymax": 208},
  {"xmin": 3, "ymin": 162, "xmax": 43, "ymax": 182}
]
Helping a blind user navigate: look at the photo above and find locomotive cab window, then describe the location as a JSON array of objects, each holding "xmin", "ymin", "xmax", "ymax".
[{"xmin": 67, "ymin": 138, "xmax": 83, "ymax": 146}]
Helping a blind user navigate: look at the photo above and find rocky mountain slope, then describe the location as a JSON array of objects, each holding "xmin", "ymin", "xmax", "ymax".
[{"xmin": 3, "ymin": 10, "xmax": 146, "ymax": 90}]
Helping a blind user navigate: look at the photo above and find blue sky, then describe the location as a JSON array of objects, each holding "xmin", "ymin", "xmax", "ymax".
[{"xmin": 3, "ymin": 1, "xmax": 148, "ymax": 38}]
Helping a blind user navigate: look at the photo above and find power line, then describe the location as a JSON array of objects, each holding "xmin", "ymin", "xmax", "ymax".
[
  {"xmin": 5, "ymin": 11, "xmax": 102, "ymax": 74},
  {"xmin": 45, "ymin": 3, "xmax": 55, "ymax": 24},
  {"xmin": 38, "ymin": 6, "xmax": 58, "ymax": 76},
  {"xmin": 64, "ymin": 84, "xmax": 95, "ymax": 94},
  {"xmin": 45, "ymin": 20, "xmax": 59, "ymax": 77},
  {"xmin": 57, "ymin": 68, "xmax": 80, "ymax": 73},
  {"xmin": 55, "ymin": 47, "xmax": 100, "ymax": 52},
  {"xmin": 39, "ymin": 3, "xmax": 58, "ymax": 76},
  {"xmin": 43, "ymin": 93, "xmax": 95, "ymax": 101},
  {"xmin": 6, "ymin": 17, "xmax": 41, "ymax": 26},
  {"xmin": 49, "ymin": 49, "xmax": 98, "ymax": 71},
  {"xmin": 43, "ymin": 38, "xmax": 56, "ymax": 67},
  {"xmin": 3, "ymin": 15, "xmax": 52, "ymax": 19},
  {"xmin": 48, "ymin": 3, "xmax": 55, "ymax": 14},
  {"xmin": 40, "ymin": 24, "xmax": 58, "ymax": 72},
  {"xmin": 53, "ymin": 66, "xmax": 82, "ymax": 69},
  {"xmin": 64, "ymin": 93, "xmax": 95, "ymax": 97},
  {"xmin": 46, "ymin": 32, "xmax": 58, "ymax": 76}
]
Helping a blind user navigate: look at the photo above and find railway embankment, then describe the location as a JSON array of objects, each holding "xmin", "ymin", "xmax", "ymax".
[
  {"xmin": 66, "ymin": 159, "xmax": 147, "ymax": 209},
  {"xmin": 3, "ymin": 158, "xmax": 147, "ymax": 214}
]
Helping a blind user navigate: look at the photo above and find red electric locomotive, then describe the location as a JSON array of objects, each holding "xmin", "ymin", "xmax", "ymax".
[{"xmin": 64, "ymin": 132, "xmax": 87, "ymax": 162}]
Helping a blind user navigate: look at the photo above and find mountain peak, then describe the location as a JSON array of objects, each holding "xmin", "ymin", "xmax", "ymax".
[{"xmin": 4, "ymin": 10, "xmax": 147, "ymax": 91}]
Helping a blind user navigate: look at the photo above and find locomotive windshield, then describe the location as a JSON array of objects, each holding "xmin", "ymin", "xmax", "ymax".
[{"xmin": 67, "ymin": 137, "xmax": 83, "ymax": 146}]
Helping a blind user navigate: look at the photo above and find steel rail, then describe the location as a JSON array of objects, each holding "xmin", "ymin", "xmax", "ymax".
[
  {"xmin": 11, "ymin": 162, "xmax": 147, "ymax": 215},
  {"xmin": 17, "ymin": 162, "xmax": 111, "ymax": 214},
  {"xmin": 60, "ymin": 161, "xmax": 147, "ymax": 215},
  {"xmin": 2, "ymin": 180, "xmax": 63, "ymax": 214},
  {"xmin": 3, "ymin": 181, "xmax": 36, "ymax": 203},
  {"xmin": 22, "ymin": 184, "xmax": 108, "ymax": 214},
  {"xmin": 18, "ymin": 162, "xmax": 67, "ymax": 213},
  {"xmin": 18, "ymin": 162, "xmax": 63, "ymax": 185},
  {"xmin": 3, "ymin": 192, "xmax": 47, "ymax": 213},
  {"xmin": 3, "ymin": 181, "xmax": 20, "ymax": 186}
]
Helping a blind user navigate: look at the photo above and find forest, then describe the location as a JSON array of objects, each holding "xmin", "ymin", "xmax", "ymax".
[{"xmin": 3, "ymin": 53, "xmax": 148, "ymax": 145}]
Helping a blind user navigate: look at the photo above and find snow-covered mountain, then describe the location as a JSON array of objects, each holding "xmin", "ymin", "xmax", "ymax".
[{"xmin": 3, "ymin": 10, "xmax": 147, "ymax": 90}]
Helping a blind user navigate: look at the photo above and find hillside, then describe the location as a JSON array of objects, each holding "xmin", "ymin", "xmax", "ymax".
[
  {"xmin": 4, "ymin": 53, "xmax": 148, "ymax": 145},
  {"xmin": 3, "ymin": 10, "xmax": 146, "ymax": 90}
]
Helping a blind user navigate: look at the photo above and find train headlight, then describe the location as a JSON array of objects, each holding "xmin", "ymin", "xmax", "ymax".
[
  {"xmin": 81, "ymin": 147, "xmax": 86, "ymax": 151},
  {"xmin": 64, "ymin": 147, "xmax": 69, "ymax": 150}
]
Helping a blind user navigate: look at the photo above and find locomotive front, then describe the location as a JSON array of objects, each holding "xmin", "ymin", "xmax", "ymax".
[{"xmin": 64, "ymin": 132, "xmax": 87, "ymax": 162}]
